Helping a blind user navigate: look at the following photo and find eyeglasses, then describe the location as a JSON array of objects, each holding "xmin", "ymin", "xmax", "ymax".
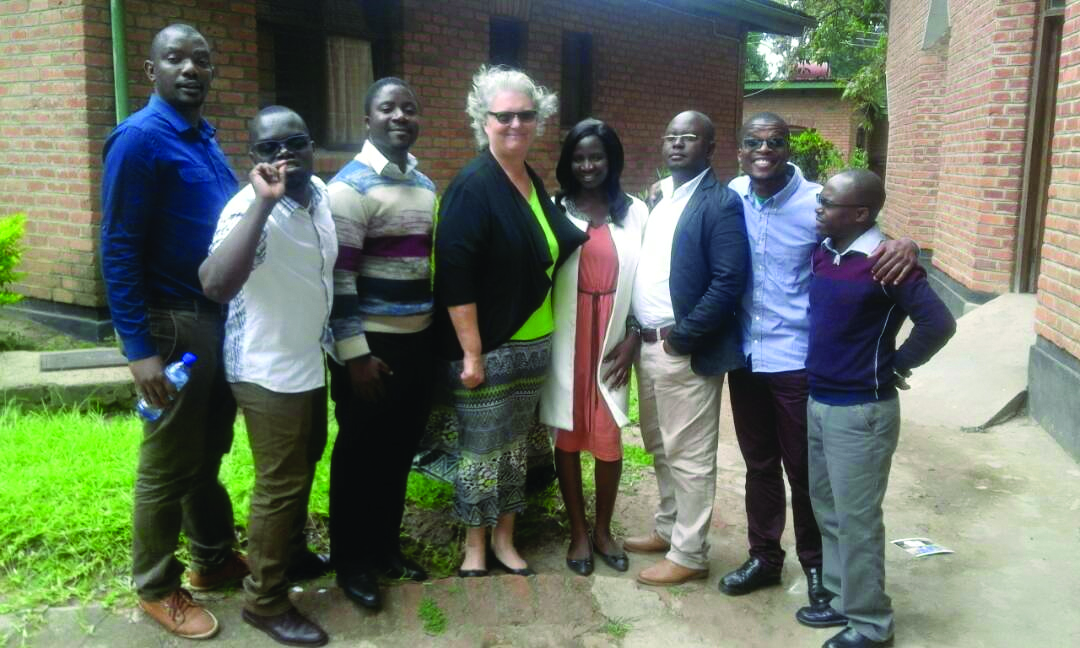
[
  {"xmin": 487, "ymin": 110, "xmax": 538, "ymax": 124},
  {"xmin": 741, "ymin": 137, "xmax": 788, "ymax": 150},
  {"xmin": 816, "ymin": 194, "xmax": 866, "ymax": 209},
  {"xmin": 251, "ymin": 134, "xmax": 312, "ymax": 157},
  {"xmin": 662, "ymin": 134, "xmax": 699, "ymax": 145}
]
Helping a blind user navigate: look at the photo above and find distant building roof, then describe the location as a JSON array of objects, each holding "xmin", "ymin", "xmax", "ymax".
[
  {"xmin": 650, "ymin": 0, "xmax": 815, "ymax": 37},
  {"xmin": 792, "ymin": 62, "xmax": 831, "ymax": 80}
]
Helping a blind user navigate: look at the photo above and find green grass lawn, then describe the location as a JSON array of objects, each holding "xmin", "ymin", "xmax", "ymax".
[{"xmin": 0, "ymin": 372, "xmax": 643, "ymax": 613}]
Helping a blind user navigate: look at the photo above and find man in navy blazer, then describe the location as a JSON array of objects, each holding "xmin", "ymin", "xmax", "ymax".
[{"xmin": 625, "ymin": 111, "xmax": 749, "ymax": 586}]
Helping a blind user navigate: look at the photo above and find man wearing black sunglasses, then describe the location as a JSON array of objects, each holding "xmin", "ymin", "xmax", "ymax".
[
  {"xmin": 721, "ymin": 113, "xmax": 919, "ymax": 629},
  {"xmin": 199, "ymin": 105, "xmax": 333, "ymax": 647}
]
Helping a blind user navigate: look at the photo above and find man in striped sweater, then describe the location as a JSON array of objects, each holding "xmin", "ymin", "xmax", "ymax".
[
  {"xmin": 326, "ymin": 78, "xmax": 437, "ymax": 611},
  {"xmin": 802, "ymin": 169, "xmax": 955, "ymax": 648}
]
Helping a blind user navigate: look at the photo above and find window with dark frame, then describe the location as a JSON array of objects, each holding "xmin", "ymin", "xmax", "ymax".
[
  {"xmin": 256, "ymin": 0, "xmax": 397, "ymax": 150},
  {"xmin": 490, "ymin": 17, "xmax": 527, "ymax": 69},
  {"xmin": 560, "ymin": 31, "xmax": 593, "ymax": 127}
]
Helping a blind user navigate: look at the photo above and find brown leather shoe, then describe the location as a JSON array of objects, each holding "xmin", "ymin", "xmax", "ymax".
[
  {"xmin": 188, "ymin": 552, "xmax": 249, "ymax": 591},
  {"xmin": 623, "ymin": 531, "xmax": 670, "ymax": 554},
  {"xmin": 139, "ymin": 588, "xmax": 219, "ymax": 639},
  {"xmin": 636, "ymin": 558, "xmax": 709, "ymax": 586}
]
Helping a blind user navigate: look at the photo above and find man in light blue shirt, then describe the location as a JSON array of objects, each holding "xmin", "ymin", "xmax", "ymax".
[{"xmin": 720, "ymin": 113, "xmax": 919, "ymax": 630}]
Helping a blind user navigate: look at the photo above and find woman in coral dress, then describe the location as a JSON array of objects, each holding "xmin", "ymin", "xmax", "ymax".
[{"xmin": 540, "ymin": 119, "xmax": 648, "ymax": 575}]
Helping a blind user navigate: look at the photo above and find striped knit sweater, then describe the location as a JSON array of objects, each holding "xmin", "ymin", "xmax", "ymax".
[{"xmin": 328, "ymin": 141, "xmax": 437, "ymax": 360}]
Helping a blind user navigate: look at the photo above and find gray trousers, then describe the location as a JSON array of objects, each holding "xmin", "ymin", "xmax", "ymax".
[
  {"xmin": 232, "ymin": 382, "xmax": 327, "ymax": 616},
  {"xmin": 133, "ymin": 307, "xmax": 237, "ymax": 600},
  {"xmin": 807, "ymin": 396, "xmax": 900, "ymax": 643}
]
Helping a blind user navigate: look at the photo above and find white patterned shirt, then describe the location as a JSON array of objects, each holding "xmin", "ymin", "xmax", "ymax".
[{"xmin": 209, "ymin": 177, "xmax": 337, "ymax": 393}]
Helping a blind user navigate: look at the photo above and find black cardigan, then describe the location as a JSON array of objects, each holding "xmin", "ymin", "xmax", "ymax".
[{"xmin": 434, "ymin": 150, "xmax": 588, "ymax": 360}]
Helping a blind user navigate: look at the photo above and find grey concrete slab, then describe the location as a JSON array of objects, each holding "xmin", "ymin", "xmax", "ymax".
[
  {"xmin": 899, "ymin": 293, "xmax": 1036, "ymax": 430},
  {"xmin": 38, "ymin": 349, "xmax": 126, "ymax": 372},
  {"xmin": 0, "ymin": 350, "xmax": 134, "ymax": 411}
]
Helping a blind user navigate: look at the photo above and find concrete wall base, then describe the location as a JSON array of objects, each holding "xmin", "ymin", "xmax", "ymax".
[
  {"xmin": 923, "ymin": 255, "xmax": 998, "ymax": 318},
  {"xmin": 1029, "ymin": 336, "xmax": 1080, "ymax": 464},
  {"xmin": 8, "ymin": 298, "xmax": 113, "ymax": 343}
]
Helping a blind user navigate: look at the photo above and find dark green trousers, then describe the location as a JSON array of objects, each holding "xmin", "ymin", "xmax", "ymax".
[{"xmin": 133, "ymin": 306, "xmax": 237, "ymax": 600}]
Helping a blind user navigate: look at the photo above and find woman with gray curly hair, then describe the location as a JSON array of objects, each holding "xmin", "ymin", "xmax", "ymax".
[{"xmin": 422, "ymin": 66, "xmax": 587, "ymax": 577}]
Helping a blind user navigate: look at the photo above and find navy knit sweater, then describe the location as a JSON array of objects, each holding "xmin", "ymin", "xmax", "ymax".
[{"xmin": 807, "ymin": 241, "xmax": 956, "ymax": 405}]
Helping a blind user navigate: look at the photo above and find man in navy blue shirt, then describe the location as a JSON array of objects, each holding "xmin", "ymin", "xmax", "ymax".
[{"xmin": 101, "ymin": 23, "xmax": 246, "ymax": 640}]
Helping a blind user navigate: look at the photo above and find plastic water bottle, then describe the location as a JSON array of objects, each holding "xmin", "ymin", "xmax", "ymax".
[{"xmin": 135, "ymin": 352, "xmax": 198, "ymax": 421}]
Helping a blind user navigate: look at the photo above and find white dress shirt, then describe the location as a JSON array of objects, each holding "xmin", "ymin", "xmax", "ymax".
[{"xmin": 632, "ymin": 167, "xmax": 709, "ymax": 329}]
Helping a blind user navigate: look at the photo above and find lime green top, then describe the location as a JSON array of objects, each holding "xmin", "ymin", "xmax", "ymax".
[{"xmin": 510, "ymin": 186, "xmax": 559, "ymax": 340}]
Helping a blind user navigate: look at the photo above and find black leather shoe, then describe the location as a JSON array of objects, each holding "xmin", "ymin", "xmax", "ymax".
[
  {"xmin": 337, "ymin": 571, "xmax": 381, "ymax": 610},
  {"xmin": 823, "ymin": 628, "xmax": 893, "ymax": 648},
  {"xmin": 719, "ymin": 557, "xmax": 782, "ymax": 596},
  {"xmin": 242, "ymin": 607, "xmax": 328, "ymax": 647},
  {"xmin": 286, "ymin": 551, "xmax": 332, "ymax": 583},
  {"xmin": 796, "ymin": 604, "xmax": 848, "ymax": 628},
  {"xmin": 804, "ymin": 566, "xmax": 834, "ymax": 608},
  {"xmin": 488, "ymin": 550, "xmax": 535, "ymax": 576},
  {"xmin": 381, "ymin": 554, "xmax": 428, "ymax": 582}
]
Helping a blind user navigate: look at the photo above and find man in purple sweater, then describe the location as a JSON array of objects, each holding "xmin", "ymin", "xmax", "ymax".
[{"xmin": 801, "ymin": 170, "xmax": 956, "ymax": 648}]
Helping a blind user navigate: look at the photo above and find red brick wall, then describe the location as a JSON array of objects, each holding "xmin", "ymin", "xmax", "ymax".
[
  {"xmin": 0, "ymin": 0, "xmax": 104, "ymax": 307},
  {"xmin": 390, "ymin": 0, "xmax": 744, "ymax": 194},
  {"xmin": 1037, "ymin": 2, "xmax": 1080, "ymax": 359},
  {"xmin": 882, "ymin": 0, "xmax": 947, "ymax": 248},
  {"xmin": 885, "ymin": 0, "xmax": 1038, "ymax": 293},
  {"xmin": 744, "ymin": 88, "xmax": 860, "ymax": 158},
  {"xmin": 8, "ymin": 0, "xmax": 745, "ymax": 310}
]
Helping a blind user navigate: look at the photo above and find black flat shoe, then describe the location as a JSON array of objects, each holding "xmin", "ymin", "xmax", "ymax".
[
  {"xmin": 488, "ymin": 550, "xmax": 535, "ymax": 576},
  {"xmin": 337, "ymin": 570, "xmax": 381, "ymax": 610},
  {"xmin": 456, "ymin": 568, "xmax": 489, "ymax": 577},
  {"xmin": 565, "ymin": 555, "xmax": 594, "ymax": 576},
  {"xmin": 796, "ymin": 605, "xmax": 848, "ymax": 628},
  {"xmin": 719, "ymin": 556, "xmax": 782, "ymax": 596},
  {"xmin": 592, "ymin": 536, "xmax": 629, "ymax": 572}
]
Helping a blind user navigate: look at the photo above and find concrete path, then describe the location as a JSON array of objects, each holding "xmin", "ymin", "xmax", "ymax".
[
  {"xmin": 901, "ymin": 294, "xmax": 1036, "ymax": 430},
  {"xmin": 8, "ymin": 408, "xmax": 1080, "ymax": 648}
]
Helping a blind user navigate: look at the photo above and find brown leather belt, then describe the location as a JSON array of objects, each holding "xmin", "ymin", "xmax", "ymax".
[{"xmin": 640, "ymin": 325, "xmax": 674, "ymax": 343}]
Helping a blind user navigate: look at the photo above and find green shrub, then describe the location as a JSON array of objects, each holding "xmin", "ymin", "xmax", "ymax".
[
  {"xmin": 789, "ymin": 130, "xmax": 843, "ymax": 183},
  {"xmin": 0, "ymin": 213, "xmax": 26, "ymax": 306}
]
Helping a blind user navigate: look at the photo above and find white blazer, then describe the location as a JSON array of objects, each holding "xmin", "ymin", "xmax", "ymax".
[{"xmin": 539, "ymin": 195, "xmax": 649, "ymax": 431}]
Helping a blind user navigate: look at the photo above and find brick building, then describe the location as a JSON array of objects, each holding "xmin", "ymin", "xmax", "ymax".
[
  {"xmin": 0, "ymin": 0, "xmax": 810, "ymax": 339},
  {"xmin": 884, "ymin": 0, "xmax": 1080, "ymax": 459}
]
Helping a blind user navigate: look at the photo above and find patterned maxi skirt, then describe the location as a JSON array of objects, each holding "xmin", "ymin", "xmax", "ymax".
[{"xmin": 416, "ymin": 336, "xmax": 554, "ymax": 527}]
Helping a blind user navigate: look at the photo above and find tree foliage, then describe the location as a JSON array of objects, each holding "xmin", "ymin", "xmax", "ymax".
[
  {"xmin": 771, "ymin": 0, "xmax": 888, "ymax": 129},
  {"xmin": 745, "ymin": 32, "xmax": 770, "ymax": 82},
  {"xmin": 790, "ymin": 129, "xmax": 871, "ymax": 183}
]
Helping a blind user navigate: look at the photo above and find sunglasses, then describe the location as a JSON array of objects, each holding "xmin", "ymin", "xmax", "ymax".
[
  {"xmin": 741, "ymin": 137, "xmax": 788, "ymax": 150},
  {"xmin": 487, "ymin": 110, "xmax": 538, "ymax": 124},
  {"xmin": 662, "ymin": 134, "xmax": 699, "ymax": 145},
  {"xmin": 251, "ymin": 134, "xmax": 312, "ymax": 157},
  {"xmin": 816, "ymin": 194, "xmax": 866, "ymax": 209}
]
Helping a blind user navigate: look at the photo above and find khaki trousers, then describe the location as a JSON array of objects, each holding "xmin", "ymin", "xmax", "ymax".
[
  {"xmin": 636, "ymin": 340, "xmax": 724, "ymax": 570},
  {"xmin": 231, "ymin": 382, "xmax": 327, "ymax": 615}
]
